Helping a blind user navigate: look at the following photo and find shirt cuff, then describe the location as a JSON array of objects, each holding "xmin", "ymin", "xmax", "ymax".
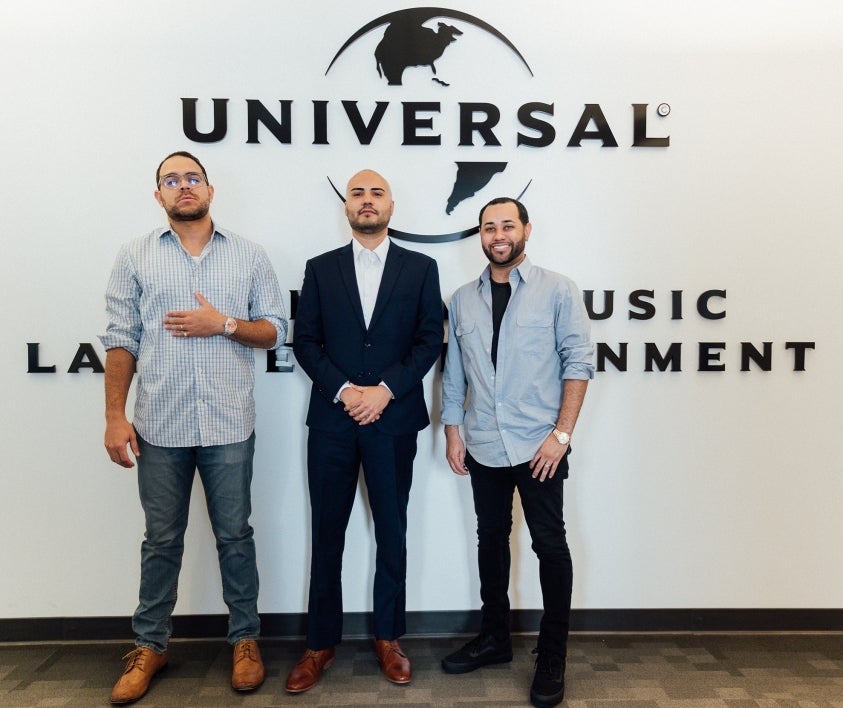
[{"xmin": 335, "ymin": 381, "xmax": 351, "ymax": 403}]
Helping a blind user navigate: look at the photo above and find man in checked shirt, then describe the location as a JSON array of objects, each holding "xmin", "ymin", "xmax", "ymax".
[{"xmin": 99, "ymin": 151, "xmax": 287, "ymax": 704}]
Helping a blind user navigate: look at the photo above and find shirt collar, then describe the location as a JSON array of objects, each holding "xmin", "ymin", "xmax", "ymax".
[
  {"xmin": 478, "ymin": 254, "xmax": 534, "ymax": 288},
  {"xmin": 161, "ymin": 221, "xmax": 225, "ymax": 242},
  {"xmin": 352, "ymin": 235, "xmax": 390, "ymax": 264}
]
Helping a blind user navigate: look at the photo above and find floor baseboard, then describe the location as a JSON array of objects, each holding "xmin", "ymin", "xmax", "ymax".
[{"xmin": 2, "ymin": 609, "xmax": 842, "ymax": 643}]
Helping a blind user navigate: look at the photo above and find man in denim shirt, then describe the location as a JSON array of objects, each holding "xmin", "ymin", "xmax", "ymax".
[
  {"xmin": 100, "ymin": 151, "xmax": 287, "ymax": 704},
  {"xmin": 440, "ymin": 197, "xmax": 594, "ymax": 708}
]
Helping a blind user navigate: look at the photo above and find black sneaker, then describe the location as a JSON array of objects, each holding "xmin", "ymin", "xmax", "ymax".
[
  {"xmin": 530, "ymin": 649, "xmax": 565, "ymax": 707},
  {"xmin": 441, "ymin": 633, "xmax": 513, "ymax": 674}
]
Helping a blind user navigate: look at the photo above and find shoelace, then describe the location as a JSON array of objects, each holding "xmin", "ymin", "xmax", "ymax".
[
  {"xmin": 531, "ymin": 648, "xmax": 562, "ymax": 678},
  {"xmin": 466, "ymin": 634, "xmax": 491, "ymax": 653},
  {"xmin": 381, "ymin": 642, "xmax": 407, "ymax": 658},
  {"xmin": 235, "ymin": 642, "xmax": 256, "ymax": 662},
  {"xmin": 121, "ymin": 648, "xmax": 146, "ymax": 672},
  {"xmin": 299, "ymin": 649, "xmax": 324, "ymax": 665}
]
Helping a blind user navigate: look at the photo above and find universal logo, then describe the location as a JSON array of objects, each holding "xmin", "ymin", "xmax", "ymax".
[{"xmin": 180, "ymin": 7, "xmax": 671, "ymax": 243}]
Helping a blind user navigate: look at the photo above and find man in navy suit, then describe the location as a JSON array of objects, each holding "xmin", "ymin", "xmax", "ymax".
[{"xmin": 286, "ymin": 169, "xmax": 443, "ymax": 692}]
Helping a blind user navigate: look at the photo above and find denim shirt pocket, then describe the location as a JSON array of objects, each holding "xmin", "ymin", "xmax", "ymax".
[
  {"xmin": 455, "ymin": 320, "xmax": 476, "ymax": 338},
  {"xmin": 515, "ymin": 312, "xmax": 555, "ymax": 358},
  {"xmin": 455, "ymin": 319, "xmax": 486, "ymax": 364}
]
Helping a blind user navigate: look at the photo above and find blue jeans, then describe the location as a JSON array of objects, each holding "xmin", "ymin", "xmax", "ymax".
[
  {"xmin": 133, "ymin": 433, "xmax": 259, "ymax": 652},
  {"xmin": 466, "ymin": 451, "xmax": 572, "ymax": 657}
]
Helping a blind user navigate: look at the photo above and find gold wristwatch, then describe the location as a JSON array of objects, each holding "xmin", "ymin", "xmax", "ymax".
[{"xmin": 552, "ymin": 428, "xmax": 571, "ymax": 445}]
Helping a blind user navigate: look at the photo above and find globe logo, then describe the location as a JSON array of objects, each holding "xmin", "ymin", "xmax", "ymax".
[{"xmin": 324, "ymin": 7, "xmax": 535, "ymax": 243}]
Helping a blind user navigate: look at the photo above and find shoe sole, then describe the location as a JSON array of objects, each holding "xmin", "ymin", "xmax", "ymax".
[
  {"xmin": 530, "ymin": 688, "xmax": 564, "ymax": 707},
  {"xmin": 232, "ymin": 677, "xmax": 265, "ymax": 692},
  {"xmin": 441, "ymin": 654, "xmax": 513, "ymax": 674}
]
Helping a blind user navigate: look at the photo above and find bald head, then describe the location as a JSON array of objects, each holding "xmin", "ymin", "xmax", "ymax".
[
  {"xmin": 346, "ymin": 169, "xmax": 392, "ymax": 199},
  {"xmin": 345, "ymin": 169, "xmax": 394, "ymax": 243}
]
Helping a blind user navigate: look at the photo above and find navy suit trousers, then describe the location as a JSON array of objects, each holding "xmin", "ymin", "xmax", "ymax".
[{"xmin": 305, "ymin": 424, "xmax": 417, "ymax": 649}]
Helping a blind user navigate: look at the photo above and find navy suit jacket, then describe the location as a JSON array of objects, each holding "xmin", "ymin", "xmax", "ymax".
[{"xmin": 293, "ymin": 240, "xmax": 443, "ymax": 436}]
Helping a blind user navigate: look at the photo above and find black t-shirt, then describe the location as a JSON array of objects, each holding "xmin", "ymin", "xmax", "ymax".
[{"xmin": 490, "ymin": 279, "xmax": 512, "ymax": 370}]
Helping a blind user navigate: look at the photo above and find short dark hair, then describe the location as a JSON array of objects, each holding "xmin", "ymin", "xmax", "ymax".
[
  {"xmin": 155, "ymin": 151, "xmax": 209, "ymax": 186},
  {"xmin": 478, "ymin": 197, "xmax": 529, "ymax": 227}
]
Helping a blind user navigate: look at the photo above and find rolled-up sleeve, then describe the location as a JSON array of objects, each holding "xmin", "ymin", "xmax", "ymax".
[
  {"xmin": 99, "ymin": 246, "xmax": 142, "ymax": 357},
  {"xmin": 249, "ymin": 246, "xmax": 288, "ymax": 350},
  {"xmin": 557, "ymin": 282, "xmax": 595, "ymax": 380},
  {"xmin": 440, "ymin": 292, "xmax": 468, "ymax": 426}
]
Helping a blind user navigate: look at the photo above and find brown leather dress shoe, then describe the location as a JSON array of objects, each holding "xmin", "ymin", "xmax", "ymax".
[
  {"xmin": 285, "ymin": 647, "xmax": 335, "ymax": 693},
  {"xmin": 110, "ymin": 647, "xmax": 168, "ymax": 704},
  {"xmin": 374, "ymin": 639, "xmax": 412, "ymax": 684},
  {"xmin": 231, "ymin": 639, "xmax": 265, "ymax": 691}
]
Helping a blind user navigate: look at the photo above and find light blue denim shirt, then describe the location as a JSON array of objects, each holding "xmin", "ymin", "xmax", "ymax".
[
  {"xmin": 99, "ymin": 226, "xmax": 288, "ymax": 448},
  {"xmin": 441, "ymin": 256, "xmax": 594, "ymax": 467}
]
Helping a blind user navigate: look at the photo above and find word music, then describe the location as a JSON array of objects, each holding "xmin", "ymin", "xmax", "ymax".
[{"xmin": 584, "ymin": 289, "xmax": 815, "ymax": 372}]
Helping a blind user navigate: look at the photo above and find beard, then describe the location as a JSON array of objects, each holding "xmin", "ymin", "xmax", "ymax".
[
  {"xmin": 482, "ymin": 238, "xmax": 526, "ymax": 268},
  {"xmin": 165, "ymin": 197, "xmax": 211, "ymax": 222},
  {"xmin": 347, "ymin": 209, "xmax": 390, "ymax": 235}
]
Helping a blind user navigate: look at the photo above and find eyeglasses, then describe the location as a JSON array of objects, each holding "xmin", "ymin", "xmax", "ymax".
[{"xmin": 158, "ymin": 172, "xmax": 206, "ymax": 189}]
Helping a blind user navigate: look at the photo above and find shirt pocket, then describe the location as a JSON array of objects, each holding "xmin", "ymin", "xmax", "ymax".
[
  {"xmin": 455, "ymin": 320, "xmax": 476, "ymax": 338},
  {"xmin": 515, "ymin": 312, "xmax": 555, "ymax": 359},
  {"xmin": 454, "ymin": 319, "xmax": 486, "ymax": 364}
]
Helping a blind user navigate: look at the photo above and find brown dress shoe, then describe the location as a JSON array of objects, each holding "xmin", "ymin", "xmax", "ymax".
[
  {"xmin": 231, "ymin": 639, "xmax": 265, "ymax": 691},
  {"xmin": 285, "ymin": 647, "xmax": 335, "ymax": 693},
  {"xmin": 374, "ymin": 639, "xmax": 412, "ymax": 684},
  {"xmin": 110, "ymin": 647, "xmax": 168, "ymax": 704}
]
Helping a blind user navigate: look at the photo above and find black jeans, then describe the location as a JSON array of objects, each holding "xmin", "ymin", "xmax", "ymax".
[{"xmin": 466, "ymin": 451, "xmax": 573, "ymax": 657}]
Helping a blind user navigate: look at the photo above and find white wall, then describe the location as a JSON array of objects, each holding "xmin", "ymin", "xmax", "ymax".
[{"xmin": 1, "ymin": 0, "xmax": 841, "ymax": 622}]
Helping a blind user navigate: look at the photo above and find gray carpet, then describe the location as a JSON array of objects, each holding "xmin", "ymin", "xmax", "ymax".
[{"xmin": 1, "ymin": 633, "xmax": 842, "ymax": 706}]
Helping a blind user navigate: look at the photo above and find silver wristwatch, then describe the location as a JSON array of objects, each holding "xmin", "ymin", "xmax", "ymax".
[{"xmin": 223, "ymin": 317, "xmax": 238, "ymax": 336}]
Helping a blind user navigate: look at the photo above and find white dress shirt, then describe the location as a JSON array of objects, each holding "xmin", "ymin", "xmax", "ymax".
[
  {"xmin": 336, "ymin": 237, "xmax": 393, "ymax": 402},
  {"xmin": 352, "ymin": 236, "xmax": 389, "ymax": 327}
]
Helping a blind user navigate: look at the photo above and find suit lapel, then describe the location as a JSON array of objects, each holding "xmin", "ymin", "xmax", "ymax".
[
  {"xmin": 368, "ymin": 243, "xmax": 404, "ymax": 330},
  {"xmin": 337, "ymin": 244, "xmax": 367, "ymax": 329}
]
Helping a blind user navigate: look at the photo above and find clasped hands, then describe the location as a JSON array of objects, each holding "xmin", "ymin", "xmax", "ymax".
[{"xmin": 341, "ymin": 384, "xmax": 391, "ymax": 425}]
